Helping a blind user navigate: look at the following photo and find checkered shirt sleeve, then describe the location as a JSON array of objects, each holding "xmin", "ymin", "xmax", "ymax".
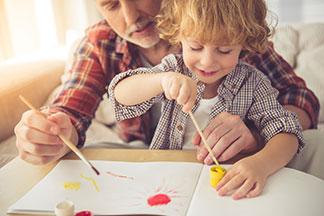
[
  {"xmin": 246, "ymin": 69, "xmax": 305, "ymax": 152},
  {"xmin": 108, "ymin": 55, "xmax": 178, "ymax": 121}
]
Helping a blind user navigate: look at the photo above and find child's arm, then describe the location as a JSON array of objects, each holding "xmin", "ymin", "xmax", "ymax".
[
  {"xmin": 108, "ymin": 54, "xmax": 197, "ymax": 121},
  {"xmin": 252, "ymin": 133, "xmax": 298, "ymax": 175},
  {"xmin": 216, "ymin": 133, "xmax": 298, "ymax": 200},
  {"xmin": 215, "ymin": 68, "xmax": 304, "ymax": 200},
  {"xmin": 114, "ymin": 73, "xmax": 165, "ymax": 106},
  {"xmin": 113, "ymin": 71, "xmax": 197, "ymax": 112}
]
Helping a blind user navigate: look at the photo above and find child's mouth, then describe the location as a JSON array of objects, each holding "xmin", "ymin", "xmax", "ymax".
[{"xmin": 197, "ymin": 69, "xmax": 218, "ymax": 77}]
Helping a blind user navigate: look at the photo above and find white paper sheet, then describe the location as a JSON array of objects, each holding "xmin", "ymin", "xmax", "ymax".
[
  {"xmin": 8, "ymin": 160, "xmax": 324, "ymax": 216},
  {"xmin": 8, "ymin": 160, "xmax": 203, "ymax": 216},
  {"xmin": 187, "ymin": 165, "xmax": 324, "ymax": 216}
]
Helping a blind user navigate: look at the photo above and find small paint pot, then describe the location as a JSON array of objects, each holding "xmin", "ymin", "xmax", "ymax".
[
  {"xmin": 210, "ymin": 165, "xmax": 226, "ymax": 188},
  {"xmin": 75, "ymin": 210, "xmax": 93, "ymax": 216},
  {"xmin": 54, "ymin": 200, "xmax": 74, "ymax": 216}
]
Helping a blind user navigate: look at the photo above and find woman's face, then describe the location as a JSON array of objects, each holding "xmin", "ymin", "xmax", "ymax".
[{"xmin": 96, "ymin": 0, "xmax": 162, "ymax": 48}]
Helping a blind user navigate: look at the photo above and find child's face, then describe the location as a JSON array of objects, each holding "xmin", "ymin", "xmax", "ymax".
[{"xmin": 181, "ymin": 38, "xmax": 242, "ymax": 85}]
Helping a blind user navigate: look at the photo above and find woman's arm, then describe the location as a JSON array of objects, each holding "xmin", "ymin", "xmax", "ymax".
[{"xmin": 284, "ymin": 105, "xmax": 311, "ymax": 130}]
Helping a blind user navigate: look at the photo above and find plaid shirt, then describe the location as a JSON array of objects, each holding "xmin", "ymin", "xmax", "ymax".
[
  {"xmin": 50, "ymin": 20, "xmax": 318, "ymax": 147},
  {"xmin": 108, "ymin": 54, "xmax": 304, "ymax": 150}
]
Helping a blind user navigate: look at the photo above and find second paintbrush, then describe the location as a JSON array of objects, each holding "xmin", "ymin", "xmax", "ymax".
[{"xmin": 19, "ymin": 95, "xmax": 100, "ymax": 176}]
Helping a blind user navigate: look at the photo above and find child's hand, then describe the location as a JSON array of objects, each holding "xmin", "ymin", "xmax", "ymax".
[
  {"xmin": 161, "ymin": 72, "xmax": 197, "ymax": 112},
  {"xmin": 216, "ymin": 156, "xmax": 268, "ymax": 200}
]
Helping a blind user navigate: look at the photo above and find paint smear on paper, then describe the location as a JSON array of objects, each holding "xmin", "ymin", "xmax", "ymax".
[
  {"xmin": 64, "ymin": 182, "xmax": 81, "ymax": 191},
  {"xmin": 147, "ymin": 193, "xmax": 171, "ymax": 206},
  {"xmin": 106, "ymin": 171, "xmax": 134, "ymax": 180},
  {"xmin": 80, "ymin": 174, "xmax": 100, "ymax": 192}
]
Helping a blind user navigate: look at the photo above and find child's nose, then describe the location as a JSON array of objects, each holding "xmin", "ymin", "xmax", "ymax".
[{"xmin": 200, "ymin": 54, "xmax": 220, "ymax": 71}]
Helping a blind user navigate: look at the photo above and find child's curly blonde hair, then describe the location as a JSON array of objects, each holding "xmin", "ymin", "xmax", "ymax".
[{"xmin": 157, "ymin": 0, "xmax": 273, "ymax": 53}]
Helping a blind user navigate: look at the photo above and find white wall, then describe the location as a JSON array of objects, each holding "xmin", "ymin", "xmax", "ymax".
[
  {"xmin": 4, "ymin": 0, "xmax": 39, "ymax": 57},
  {"xmin": 267, "ymin": 0, "xmax": 324, "ymax": 24},
  {"xmin": 0, "ymin": 0, "xmax": 101, "ymax": 61}
]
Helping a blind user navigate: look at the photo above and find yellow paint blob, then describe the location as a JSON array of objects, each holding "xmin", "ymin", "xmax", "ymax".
[
  {"xmin": 80, "ymin": 174, "xmax": 100, "ymax": 192},
  {"xmin": 63, "ymin": 182, "xmax": 81, "ymax": 191}
]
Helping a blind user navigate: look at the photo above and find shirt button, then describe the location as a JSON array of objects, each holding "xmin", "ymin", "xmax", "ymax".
[{"xmin": 176, "ymin": 124, "xmax": 183, "ymax": 132}]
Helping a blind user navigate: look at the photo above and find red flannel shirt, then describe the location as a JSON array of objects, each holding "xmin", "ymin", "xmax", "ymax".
[{"xmin": 50, "ymin": 20, "xmax": 320, "ymax": 147}]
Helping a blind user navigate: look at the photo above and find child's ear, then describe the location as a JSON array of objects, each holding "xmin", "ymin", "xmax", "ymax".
[{"xmin": 173, "ymin": 42, "xmax": 182, "ymax": 52}]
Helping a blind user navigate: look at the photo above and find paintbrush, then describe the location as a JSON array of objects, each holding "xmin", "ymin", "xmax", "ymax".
[
  {"xmin": 188, "ymin": 111, "xmax": 220, "ymax": 166},
  {"xmin": 19, "ymin": 95, "xmax": 100, "ymax": 175}
]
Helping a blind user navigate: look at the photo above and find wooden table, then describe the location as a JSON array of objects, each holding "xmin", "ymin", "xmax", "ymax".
[{"xmin": 0, "ymin": 149, "xmax": 198, "ymax": 216}]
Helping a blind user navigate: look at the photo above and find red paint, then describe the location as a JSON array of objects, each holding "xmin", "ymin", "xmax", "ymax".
[
  {"xmin": 147, "ymin": 193, "xmax": 171, "ymax": 206},
  {"xmin": 106, "ymin": 171, "xmax": 134, "ymax": 180},
  {"xmin": 75, "ymin": 210, "xmax": 92, "ymax": 216}
]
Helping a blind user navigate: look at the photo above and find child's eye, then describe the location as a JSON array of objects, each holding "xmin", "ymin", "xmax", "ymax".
[
  {"xmin": 190, "ymin": 47, "xmax": 203, "ymax": 51},
  {"xmin": 217, "ymin": 48, "xmax": 232, "ymax": 54}
]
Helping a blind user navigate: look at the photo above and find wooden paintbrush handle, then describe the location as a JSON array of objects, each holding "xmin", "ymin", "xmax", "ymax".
[{"xmin": 188, "ymin": 111, "xmax": 219, "ymax": 166}]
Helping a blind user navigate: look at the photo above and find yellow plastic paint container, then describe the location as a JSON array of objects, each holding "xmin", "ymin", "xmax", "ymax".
[{"xmin": 210, "ymin": 165, "xmax": 226, "ymax": 188}]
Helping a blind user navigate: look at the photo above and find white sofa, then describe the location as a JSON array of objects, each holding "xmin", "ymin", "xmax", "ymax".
[
  {"xmin": 271, "ymin": 23, "xmax": 324, "ymax": 130},
  {"xmin": 1, "ymin": 23, "xmax": 323, "ymax": 172}
]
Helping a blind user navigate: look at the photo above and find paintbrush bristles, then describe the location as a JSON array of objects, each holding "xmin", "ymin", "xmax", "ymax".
[
  {"xmin": 90, "ymin": 164, "xmax": 100, "ymax": 175},
  {"xmin": 59, "ymin": 134, "xmax": 100, "ymax": 175},
  {"xmin": 188, "ymin": 111, "xmax": 220, "ymax": 166}
]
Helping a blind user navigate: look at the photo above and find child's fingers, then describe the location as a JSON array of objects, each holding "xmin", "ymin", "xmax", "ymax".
[
  {"xmin": 182, "ymin": 99, "xmax": 195, "ymax": 113},
  {"xmin": 232, "ymin": 180, "xmax": 255, "ymax": 200},
  {"xmin": 184, "ymin": 87, "xmax": 197, "ymax": 112},
  {"xmin": 217, "ymin": 174, "xmax": 245, "ymax": 196},
  {"xmin": 246, "ymin": 181, "xmax": 265, "ymax": 198},
  {"xmin": 216, "ymin": 169, "xmax": 235, "ymax": 190},
  {"xmin": 216, "ymin": 168, "xmax": 239, "ymax": 191},
  {"xmin": 169, "ymin": 80, "xmax": 180, "ymax": 99},
  {"xmin": 162, "ymin": 80, "xmax": 173, "ymax": 100},
  {"xmin": 164, "ymin": 89, "xmax": 172, "ymax": 100},
  {"xmin": 177, "ymin": 85, "xmax": 191, "ymax": 106},
  {"xmin": 179, "ymin": 88, "xmax": 195, "ymax": 113}
]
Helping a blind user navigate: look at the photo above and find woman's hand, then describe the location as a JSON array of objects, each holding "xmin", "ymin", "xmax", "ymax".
[
  {"xmin": 194, "ymin": 112, "xmax": 258, "ymax": 163},
  {"xmin": 14, "ymin": 110, "xmax": 75, "ymax": 165}
]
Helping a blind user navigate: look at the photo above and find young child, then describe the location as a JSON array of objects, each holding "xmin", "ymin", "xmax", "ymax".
[{"xmin": 108, "ymin": 0, "xmax": 304, "ymax": 200}]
